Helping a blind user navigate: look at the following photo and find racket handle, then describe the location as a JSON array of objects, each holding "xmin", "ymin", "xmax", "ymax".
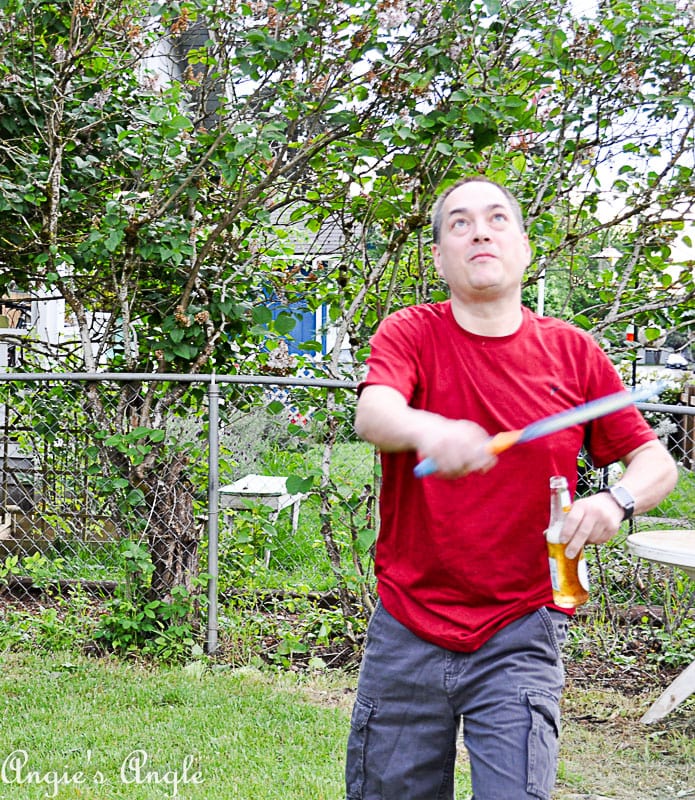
[
  {"xmin": 413, "ymin": 429, "xmax": 524, "ymax": 477},
  {"xmin": 413, "ymin": 457, "xmax": 437, "ymax": 478},
  {"xmin": 486, "ymin": 429, "xmax": 523, "ymax": 455}
]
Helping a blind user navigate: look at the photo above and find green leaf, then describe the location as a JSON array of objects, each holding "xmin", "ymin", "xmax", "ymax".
[
  {"xmin": 252, "ymin": 307, "xmax": 273, "ymax": 325},
  {"xmin": 172, "ymin": 342, "xmax": 198, "ymax": 359},
  {"xmin": 391, "ymin": 153, "xmax": 419, "ymax": 170},
  {"xmin": 273, "ymin": 313, "xmax": 296, "ymax": 336},
  {"xmin": 104, "ymin": 230, "xmax": 123, "ymax": 252},
  {"xmin": 125, "ymin": 489, "xmax": 145, "ymax": 507},
  {"xmin": 299, "ymin": 340, "xmax": 322, "ymax": 352},
  {"xmin": 356, "ymin": 527, "xmax": 377, "ymax": 553},
  {"xmin": 285, "ymin": 475, "xmax": 313, "ymax": 494},
  {"xmin": 168, "ymin": 115, "xmax": 193, "ymax": 131},
  {"xmin": 511, "ymin": 153, "xmax": 527, "ymax": 173},
  {"xmin": 549, "ymin": 29, "xmax": 567, "ymax": 59},
  {"xmin": 464, "ymin": 106, "xmax": 486, "ymax": 125},
  {"xmin": 149, "ymin": 106, "xmax": 168, "ymax": 122}
]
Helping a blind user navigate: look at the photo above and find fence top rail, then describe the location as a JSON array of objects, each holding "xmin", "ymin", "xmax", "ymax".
[
  {"xmin": 635, "ymin": 402, "xmax": 695, "ymax": 415},
  {"xmin": 1, "ymin": 374, "xmax": 694, "ymax": 414},
  {"xmin": 0, "ymin": 372, "xmax": 358, "ymax": 390}
]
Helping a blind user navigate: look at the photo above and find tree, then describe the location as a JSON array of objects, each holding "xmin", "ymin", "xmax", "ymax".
[{"xmin": 0, "ymin": 0, "xmax": 693, "ymax": 609}]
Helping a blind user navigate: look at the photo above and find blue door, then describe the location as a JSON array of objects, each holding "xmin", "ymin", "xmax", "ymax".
[{"xmin": 268, "ymin": 299, "xmax": 325, "ymax": 355}]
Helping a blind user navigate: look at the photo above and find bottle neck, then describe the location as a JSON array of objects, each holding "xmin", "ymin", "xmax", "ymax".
[{"xmin": 546, "ymin": 477, "xmax": 570, "ymax": 542}]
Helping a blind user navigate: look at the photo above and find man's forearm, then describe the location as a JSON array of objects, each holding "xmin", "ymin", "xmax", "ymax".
[
  {"xmin": 355, "ymin": 385, "xmax": 439, "ymax": 452},
  {"xmin": 613, "ymin": 440, "xmax": 678, "ymax": 515},
  {"xmin": 354, "ymin": 384, "xmax": 497, "ymax": 477}
]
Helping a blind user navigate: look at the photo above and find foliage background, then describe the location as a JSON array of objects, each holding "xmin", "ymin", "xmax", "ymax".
[{"xmin": 0, "ymin": 0, "xmax": 693, "ymax": 644}]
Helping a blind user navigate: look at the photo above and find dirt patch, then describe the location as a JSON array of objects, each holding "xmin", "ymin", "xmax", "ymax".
[
  {"xmin": 295, "ymin": 654, "xmax": 693, "ymax": 800},
  {"xmin": 292, "ymin": 638, "xmax": 694, "ymax": 799},
  {"xmin": 558, "ymin": 652, "xmax": 694, "ymax": 800},
  {"xmin": 558, "ymin": 689, "xmax": 693, "ymax": 799}
]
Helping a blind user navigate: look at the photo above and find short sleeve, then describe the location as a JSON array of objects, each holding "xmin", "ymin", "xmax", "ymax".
[{"xmin": 357, "ymin": 308, "xmax": 425, "ymax": 402}]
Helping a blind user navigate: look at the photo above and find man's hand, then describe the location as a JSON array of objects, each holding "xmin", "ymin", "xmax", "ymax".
[
  {"xmin": 414, "ymin": 418, "xmax": 497, "ymax": 478},
  {"xmin": 559, "ymin": 493, "xmax": 625, "ymax": 559},
  {"xmin": 558, "ymin": 439, "xmax": 678, "ymax": 558}
]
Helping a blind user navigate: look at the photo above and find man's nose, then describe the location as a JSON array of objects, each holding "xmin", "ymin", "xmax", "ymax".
[{"xmin": 472, "ymin": 223, "xmax": 492, "ymax": 241}]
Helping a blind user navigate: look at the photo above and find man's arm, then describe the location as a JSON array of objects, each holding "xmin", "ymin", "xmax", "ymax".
[
  {"xmin": 355, "ymin": 384, "xmax": 497, "ymax": 477},
  {"xmin": 561, "ymin": 439, "xmax": 678, "ymax": 558}
]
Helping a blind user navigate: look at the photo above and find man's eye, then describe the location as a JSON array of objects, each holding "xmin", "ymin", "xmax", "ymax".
[
  {"xmin": 452, "ymin": 218, "xmax": 469, "ymax": 228},
  {"xmin": 492, "ymin": 213, "xmax": 508, "ymax": 223}
]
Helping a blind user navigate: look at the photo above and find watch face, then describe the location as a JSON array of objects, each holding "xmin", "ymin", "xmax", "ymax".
[{"xmin": 610, "ymin": 486, "xmax": 635, "ymax": 518}]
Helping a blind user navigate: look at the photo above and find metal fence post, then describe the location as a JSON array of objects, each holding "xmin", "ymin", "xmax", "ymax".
[{"xmin": 206, "ymin": 374, "xmax": 220, "ymax": 655}]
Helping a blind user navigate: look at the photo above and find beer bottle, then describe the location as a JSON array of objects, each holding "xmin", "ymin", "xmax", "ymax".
[{"xmin": 545, "ymin": 475, "xmax": 589, "ymax": 608}]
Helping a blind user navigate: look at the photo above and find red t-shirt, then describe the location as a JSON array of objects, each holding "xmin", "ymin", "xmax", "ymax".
[{"xmin": 360, "ymin": 302, "xmax": 656, "ymax": 651}]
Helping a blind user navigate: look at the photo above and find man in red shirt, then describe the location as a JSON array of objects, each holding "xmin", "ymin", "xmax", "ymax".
[{"xmin": 345, "ymin": 177, "xmax": 677, "ymax": 800}]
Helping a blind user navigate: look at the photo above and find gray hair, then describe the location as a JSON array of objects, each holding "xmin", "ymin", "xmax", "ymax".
[{"xmin": 431, "ymin": 177, "xmax": 526, "ymax": 243}]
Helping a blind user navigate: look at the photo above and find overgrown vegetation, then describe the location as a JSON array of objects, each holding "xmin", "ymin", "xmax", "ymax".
[{"xmin": 0, "ymin": 395, "xmax": 693, "ymax": 679}]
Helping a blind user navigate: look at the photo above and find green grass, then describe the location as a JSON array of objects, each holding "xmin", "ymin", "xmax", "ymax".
[
  {"xmin": 647, "ymin": 464, "xmax": 695, "ymax": 521},
  {"xmin": 0, "ymin": 652, "xmax": 349, "ymax": 799},
  {"xmin": 0, "ymin": 653, "xmax": 476, "ymax": 800},
  {"xmin": 2, "ymin": 650, "xmax": 692, "ymax": 800},
  {"xmin": 0, "ymin": 651, "xmax": 472, "ymax": 800}
]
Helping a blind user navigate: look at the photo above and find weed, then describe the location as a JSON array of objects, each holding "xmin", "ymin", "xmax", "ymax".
[
  {"xmin": 0, "ymin": 585, "xmax": 98, "ymax": 652},
  {"xmin": 643, "ymin": 617, "xmax": 695, "ymax": 669},
  {"xmin": 93, "ymin": 541, "xmax": 204, "ymax": 662}
]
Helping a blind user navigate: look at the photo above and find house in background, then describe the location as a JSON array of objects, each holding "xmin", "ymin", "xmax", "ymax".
[
  {"xmin": 0, "ymin": 294, "xmax": 27, "ymax": 369},
  {"xmin": 266, "ymin": 202, "xmax": 352, "ymax": 362},
  {"xmin": 0, "ymin": 287, "xmax": 113, "ymax": 372}
]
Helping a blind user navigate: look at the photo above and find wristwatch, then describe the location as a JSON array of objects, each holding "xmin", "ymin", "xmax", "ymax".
[{"xmin": 602, "ymin": 485, "xmax": 635, "ymax": 521}]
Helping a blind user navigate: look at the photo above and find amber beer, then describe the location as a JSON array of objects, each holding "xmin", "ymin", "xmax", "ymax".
[{"xmin": 545, "ymin": 475, "xmax": 589, "ymax": 608}]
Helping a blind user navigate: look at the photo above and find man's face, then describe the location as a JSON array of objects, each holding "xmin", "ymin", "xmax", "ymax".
[{"xmin": 432, "ymin": 182, "xmax": 532, "ymax": 303}]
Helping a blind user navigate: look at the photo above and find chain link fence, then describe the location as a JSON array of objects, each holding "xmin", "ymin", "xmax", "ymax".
[
  {"xmin": 0, "ymin": 373, "xmax": 693, "ymax": 666},
  {"xmin": 0, "ymin": 373, "xmax": 372, "ymax": 664}
]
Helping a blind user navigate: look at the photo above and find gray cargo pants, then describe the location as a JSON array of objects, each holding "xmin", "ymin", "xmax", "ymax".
[{"xmin": 345, "ymin": 602, "xmax": 569, "ymax": 800}]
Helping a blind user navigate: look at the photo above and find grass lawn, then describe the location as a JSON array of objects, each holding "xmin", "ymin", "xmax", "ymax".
[
  {"xmin": 0, "ymin": 651, "xmax": 474, "ymax": 800},
  {"xmin": 0, "ymin": 650, "xmax": 692, "ymax": 799},
  {"xmin": 0, "ymin": 652, "xmax": 352, "ymax": 800}
]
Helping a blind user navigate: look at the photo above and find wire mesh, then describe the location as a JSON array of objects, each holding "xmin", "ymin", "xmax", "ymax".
[{"xmin": 0, "ymin": 373, "xmax": 692, "ymax": 662}]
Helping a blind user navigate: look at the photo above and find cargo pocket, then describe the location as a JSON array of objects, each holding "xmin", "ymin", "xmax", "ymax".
[
  {"xmin": 524, "ymin": 689, "xmax": 561, "ymax": 800},
  {"xmin": 346, "ymin": 696, "xmax": 376, "ymax": 800}
]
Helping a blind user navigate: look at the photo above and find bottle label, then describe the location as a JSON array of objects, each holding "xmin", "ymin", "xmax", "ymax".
[
  {"xmin": 545, "ymin": 522, "xmax": 562, "ymax": 544},
  {"xmin": 548, "ymin": 556, "xmax": 561, "ymax": 592}
]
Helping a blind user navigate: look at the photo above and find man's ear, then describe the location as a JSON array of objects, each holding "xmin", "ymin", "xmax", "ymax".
[
  {"xmin": 522, "ymin": 234, "xmax": 532, "ymax": 268},
  {"xmin": 432, "ymin": 243, "xmax": 444, "ymax": 279}
]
